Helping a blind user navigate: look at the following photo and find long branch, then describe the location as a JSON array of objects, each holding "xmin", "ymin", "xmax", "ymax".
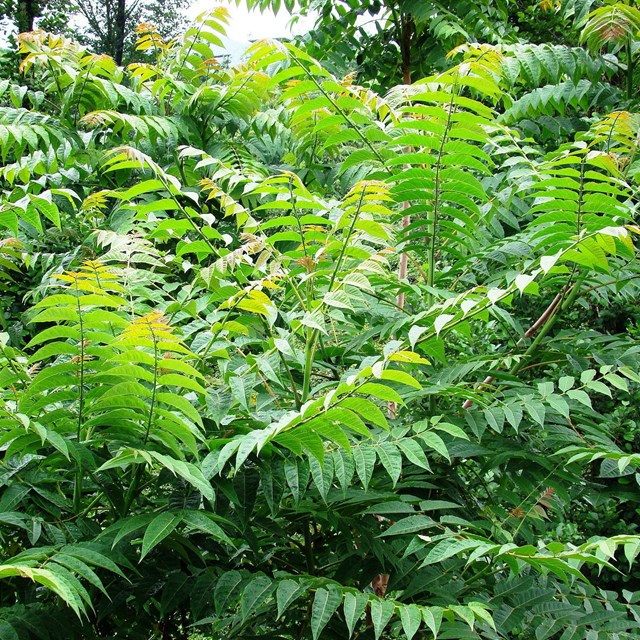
[{"xmin": 460, "ymin": 288, "xmax": 567, "ymax": 410}]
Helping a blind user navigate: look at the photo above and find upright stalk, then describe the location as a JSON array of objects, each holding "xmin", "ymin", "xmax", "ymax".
[
  {"xmin": 70, "ymin": 59, "xmax": 96, "ymax": 124},
  {"xmin": 143, "ymin": 331, "xmax": 159, "ymax": 445},
  {"xmin": 394, "ymin": 9, "xmax": 413, "ymax": 310},
  {"xmin": 301, "ymin": 187, "xmax": 366, "ymax": 403},
  {"xmin": 73, "ymin": 279, "xmax": 85, "ymax": 514},
  {"xmin": 625, "ymin": 39, "xmax": 636, "ymax": 101},
  {"xmin": 301, "ymin": 329, "xmax": 320, "ymax": 404},
  {"xmin": 264, "ymin": 321, "xmax": 302, "ymax": 409},
  {"xmin": 123, "ymin": 322, "xmax": 158, "ymax": 515},
  {"xmin": 428, "ymin": 90, "xmax": 456, "ymax": 302}
]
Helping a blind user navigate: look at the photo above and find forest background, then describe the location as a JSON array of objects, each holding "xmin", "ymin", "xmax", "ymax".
[{"xmin": 1, "ymin": 1, "xmax": 640, "ymax": 639}]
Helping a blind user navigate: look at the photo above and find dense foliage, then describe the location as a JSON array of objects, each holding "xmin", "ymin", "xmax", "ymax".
[{"xmin": 1, "ymin": 2, "xmax": 640, "ymax": 639}]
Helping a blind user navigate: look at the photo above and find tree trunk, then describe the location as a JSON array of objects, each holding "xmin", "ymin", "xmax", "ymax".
[
  {"xmin": 400, "ymin": 12, "xmax": 413, "ymax": 85},
  {"xmin": 16, "ymin": 0, "xmax": 38, "ymax": 32},
  {"xmin": 113, "ymin": 0, "xmax": 127, "ymax": 65}
]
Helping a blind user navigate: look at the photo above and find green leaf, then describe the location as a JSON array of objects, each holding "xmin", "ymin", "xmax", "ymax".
[
  {"xmin": 380, "ymin": 369, "xmax": 422, "ymax": 389},
  {"xmin": 558, "ymin": 376, "xmax": 575, "ymax": 392},
  {"xmin": 584, "ymin": 380, "xmax": 611, "ymax": 396},
  {"xmin": 52, "ymin": 554, "xmax": 106, "ymax": 595},
  {"xmin": 0, "ymin": 621, "xmax": 19, "ymax": 640},
  {"xmin": 418, "ymin": 432, "xmax": 450, "ymax": 462},
  {"xmin": 344, "ymin": 591, "xmax": 368, "ymax": 638},
  {"xmin": 215, "ymin": 571, "xmax": 243, "ymax": 614},
  {"xmin": 191, "ymin": 568, "xmax": 216, "ymax": 619},
  {"xmin": 400, "ymin": 603, "xmax": 422, "ymax": 640},
  {"xmin": 371, "ymin": 599, "xmax": 395, "ymax": 639},
  {"xmin": 566, "ymin": 389, "xmax": 592, "ymax": 408},
  {"xmin": 432, "ymin": 422, "xmax": 469, "ymax": 440},
  {"xmin": 358, "ymin": 382, "xmax": 404, "ymax": 404},
  {"xmin": 624, "ymin": 539, "xmax": 640, "ymax": 569},
  {"xmin": 276, "ymin": 579, "xmax": 308, "ymax": 619},
  {"xmin": 182, "ymin": 511, "xmax": 234, "ymax": 546},
  {"xmin": 0, "ymin": 565, "xmax": 85, "ymax": 617},
  {"xmin": 311, "ymin": 414, "xmax": 353, "ymax": 448},
  {"xmin": 503, "ymin": 403, "xmax": 523, "ymax": 430},
  {"xmin": 603, "ymin": 373, "xmax": 628, "ymax": 392},
  {"xmin": 469, "ymin": 602, "xmax": 496, "ymax": 630},
  {"xmin": 324, "ymin": 407, "xmax": 370, "ymax": 437},
  {"xmin": 339, "ymin": 397, "xmax": 389, "ymax": 429},
  {"xmin": 396, "ymin": 438, "xmax": 431, "ymax": 470},
  {"xmin": 377, "ymin": 442, "xmax": 402, "ymax": 485},
  {"xmin": 157, "ymin": 373, "xmax": 207, "ymax": 395},
  {"xmin": 525, "ymin": 400, "xmax": 546, "ymax": 426},
  {"xmin": 107, "ymin": 513, "xmax": 154, "ymax": 547},
  {"xmin": 63, "ymin": 545, "xmax": 126, "ymax": 579},
  {"xmin": 324, "ymin": 289, "xmax": 354, "ymax": 310},
  {"xmin": 450, "ymin": 605, "xmax": 475, "ymax": 629},
  {"xmin": 421, "ymin": 538, "xmax": 480, "ymax": 566},
  {"xmin": 434, "ymin": 313, "xmax": 454, "ymax": 336},
  {"xmin": 422, "ymin": 606, "xmax": 444, "ymax": 638},
  {"xmin": 311, "ymin": 587, "xmax": 342, "ymax": 640},
  {"xmin": 484, "ymin": 406, "xmax": 504, "ymax": 433},
  {"xmin": 157, "ymin": 392, "xmax": 204, "ymax": 426},
  {"xmin": 284, "ymin": 458, "xmax": 307, "ymax": 504},
  {"xmin": 140, "ymin": 512, "xmax": 182, "ymax": 560},
  {"xmin": 241, "ymin": 575, "xmax": 274, "ymax": 620},
  {"xmin": 333, "ymin": 449, "xmax": 355, "ymax": 490},
  {"xmin": 546, "ymin": 393, "xmax": 570, "ymax": 417},
  {"xmin": 309, "ymin": 453, "xmax": 334, "ymax": 501},
  {"xmin": 380, "ymin": 515, "xmax": 435, "ymax": 537},
  {"xmin": 30, "ymin": 307, "xmax": 79, "ymax": 324},
  {"xmin": 150, "ymin": 453, "xmax": 214, "ymax": 500},
  {"xmin": 353, "ymin": 446, "xmax": 376, "ymax": 490}
]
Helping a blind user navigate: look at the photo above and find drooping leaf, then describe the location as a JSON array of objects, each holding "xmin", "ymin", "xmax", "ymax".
[
  {"xmin": 140, "ymin": 513, "xmax": 182, "ymax": 560},
  {"xmin": 311, "ymin": 587, "xmax": 342, "ymax": 640}
]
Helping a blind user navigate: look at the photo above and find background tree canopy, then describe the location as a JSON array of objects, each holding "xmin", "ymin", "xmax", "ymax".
[
  {"xmin": 0, "ymin": 1, "xmax": 640, "ymax": 639},
  {"xmin": 0, "ymin": 0, "xmax": 189, "ymax": 64}
]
